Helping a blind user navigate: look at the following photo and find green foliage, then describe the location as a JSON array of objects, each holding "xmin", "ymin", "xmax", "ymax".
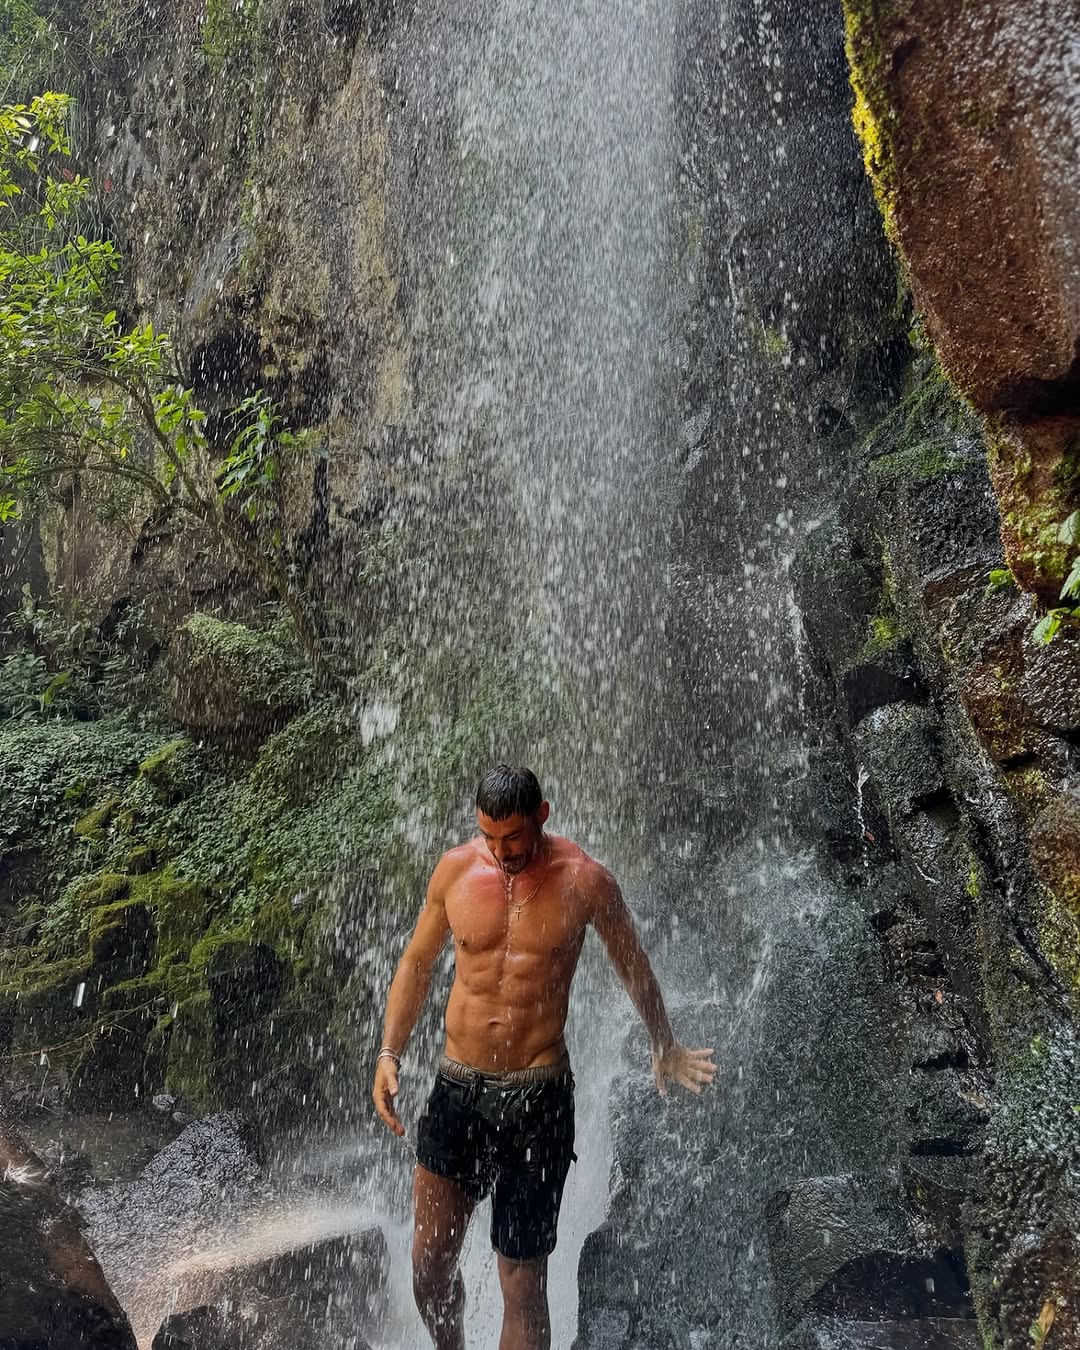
[
  {"xmin": 987, "ymin": 567, "xmax": 1016, "ymax": 593},
  {"xmin": 0, "ymin": 0, "xmax": 72, "ymax": 102},
  {"xmin": 201, "ymin": 0, "xmax": 261, "ymax": 70},
  {"xmin": 0, "ymin": 93, "xmax": 328, "ymax": 672},
  {"xmin": 0, "ymin": 716, "xmax": 161, "ymax": 863},
  {"xmin": 0, "ymin": 585, "xmax": 160, "ymax": 720},
  {"xmin": 864, "ymin": 354, "xmax": 979, "ymax": 482}
]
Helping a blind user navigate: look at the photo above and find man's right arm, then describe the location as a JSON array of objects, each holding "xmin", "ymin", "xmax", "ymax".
[{"xmin": 372, "ymin": 858, "xmax": 453, "ymax": 1136}]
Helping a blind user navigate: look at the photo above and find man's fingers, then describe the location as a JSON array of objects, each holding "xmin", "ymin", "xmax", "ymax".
[{"xmin": 372, "ymin": 1065, "xmax": 405, "ymax": 1136}]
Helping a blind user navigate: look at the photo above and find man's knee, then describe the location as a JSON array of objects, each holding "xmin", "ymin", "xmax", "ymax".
[{"xmin": 497, "ymin": 1255, "xmax": 548, "ymax": 1308}]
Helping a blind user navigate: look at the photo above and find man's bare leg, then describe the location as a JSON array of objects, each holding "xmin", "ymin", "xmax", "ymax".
[
  {"xmin": 413, "ymin": 1166, "xmax": 475, "ymax": 1350},
  {"xmin": 496, "ymin": 1254, "xmax": 550, "ymax": 1350}
]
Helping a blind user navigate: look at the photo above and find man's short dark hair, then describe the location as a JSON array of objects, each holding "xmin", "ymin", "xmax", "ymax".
[{"xmin": 476, "ymin": 765, "xmax": 543, "ymax": 820}]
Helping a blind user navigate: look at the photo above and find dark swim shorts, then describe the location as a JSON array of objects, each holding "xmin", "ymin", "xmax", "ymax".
[{"xmin": 416, "ymin": 1055, "xmax": 576, "ymax": 1262}]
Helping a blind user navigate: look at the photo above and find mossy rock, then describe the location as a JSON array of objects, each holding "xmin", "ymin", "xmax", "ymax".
[
  {"xmin": 136, "ymin": 737, "xmax": 205, "ymax": 804},
  {"xmin": 73, "ymin": 796, "xmax": 122, "ymax": 843},
  {"xmin": 861, "ymin": 355, "xmax": 981, "ymax": 484},
  {"xmin": 87, "ymin": 899, "xmax": 155, "ymax": 975},
  {"xmin": 0, "ymin": 952, "xmax": 92, "ymax": 1058},
  {"xmin": 249, "ymin": 703, "xmax": 356, "ymax": 807},
  {"xmin": 164, "ymin": 991, "xmax": 217, "ymax": 1112},
  {"xmin": 125, "ymin": 842, "xmax": 162, "ymax": 875},
  {"xmin": 167, "ymin": 613, "xmax": 309, "ymax": 750}
]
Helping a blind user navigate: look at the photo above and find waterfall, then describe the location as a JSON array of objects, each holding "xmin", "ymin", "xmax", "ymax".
[{"xmin": 364, "ymin": 2, "xmax": 681, "ymax": 1342}]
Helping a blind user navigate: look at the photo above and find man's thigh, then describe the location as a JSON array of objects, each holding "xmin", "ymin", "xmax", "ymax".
[{"xmin": 413, "ymin": 1165, "xmax": 476, "ymax": 1268}]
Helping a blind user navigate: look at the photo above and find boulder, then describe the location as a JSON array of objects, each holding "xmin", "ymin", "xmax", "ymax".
[
  {"xmin": 843, "ymin": 1, "xmax": 1080, "ymax": 596},
  {"xmin": 0, "ymin": 1125, "xmax": 137, "ymax": 1350},
  {"xmin": 854, "ymin": 705, "xmax": 944, "ymax": 815},
  {"xmin": 766, "ymin": 1174, "xmax": 972, "ymax": 1333},
  {"xmin": 150, "ymin": 1226, "xmax": 386, "ymax": 1350},
  {"xmin": 81, "ymin": 1113, "xmax": 265, "ymax": 1295},
  {"xmin": 844, "ymin": 2, "xmax": 1080, "ymax": 413},
  {"xmin": 205, "ymin": 941, "xmax": 287, "ymax": 1029},
  {"xmin": 781, "ymin": 1319, "xmax": 979, "ymax": 1349},
  {"xmin": 905, "ymin": 1070, "xmax": 989, "ymax": 1156},
  {"xmin": 167, "ymin": 614, "xmax": 306, "ymax": 750}
]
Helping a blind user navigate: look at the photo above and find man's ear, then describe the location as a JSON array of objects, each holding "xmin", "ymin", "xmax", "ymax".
[{"xmin": 538, "ymin": 801, "xmax": 551, "ymax": 827}]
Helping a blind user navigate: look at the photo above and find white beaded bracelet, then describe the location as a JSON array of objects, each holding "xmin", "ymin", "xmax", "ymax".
[{"xmin": 377, "ymin": 1047, "xmax": 401, "ymax": 1067}]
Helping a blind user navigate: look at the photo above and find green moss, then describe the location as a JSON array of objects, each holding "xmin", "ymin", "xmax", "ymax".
[
  {"xmin": 0, "ymin": 951, "xmax": 88, "ymax": 998},
  {"xmin": 137, "ymin": 737, "xmax": 203, "ymax": 803},
  {"xmin": 842, "ymin": 0, "xmax": 912, "ymax": 240},
  {"xmin": 864, "ymin": 354, "xmax": 980, "ymax": 483},
  {"xmin": 859, "ymin": 613, "xmax": 907, "ymax": 661},
  {"xmin": 73, "ymin": 796, "xmax": 121, "ymax": 841},
  {"xmin": 125, "ymin": 842, "xmax": 161, "ymax": 874},
  {"xmin": 985, "ymin": 422, "xmax": 1077, "ymax": 588},
  {"xmin": 87, "ymin": 897, "xmax": 151, "ymax": 962}
]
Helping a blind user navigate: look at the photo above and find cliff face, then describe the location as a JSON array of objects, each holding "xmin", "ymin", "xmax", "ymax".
[
  {"xmin": 2, "ymin": 1, "xmax": 1079, "ymax": 1347},
  {"xmin": 806, "ymin": 3, "xmax": 1080, "ymax": 1345}
]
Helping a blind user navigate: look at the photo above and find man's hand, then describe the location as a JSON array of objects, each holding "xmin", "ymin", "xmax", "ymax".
[
  {"xmin": 651, "ymin": 1041, "xmax": 716, "ymax": 1097},
  {"xmin": 373, "ymin": 1057, "xmax": 405, "ymax": 1136}
]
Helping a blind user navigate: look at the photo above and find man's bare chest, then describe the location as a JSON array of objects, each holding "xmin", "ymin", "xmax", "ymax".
[{"xmin": 446, "ymin": 874, "xmax": 587, "ymax": 960}]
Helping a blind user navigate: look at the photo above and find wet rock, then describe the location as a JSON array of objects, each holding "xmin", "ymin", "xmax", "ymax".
[
  {"xmin": 967, "ymin": 1028, "xmax": 1080, "ymax": 1348},
  {"xmin": 840, "ymin": 644, "xmax": 925, "ymax": 728},
  {"xmin": 1031, "ymin": 789, "xmax": 1080, "ymax": 912},
  {"xmin": 854, "ymin": 705, "xmax": 944, "ymax": 816},
  {"xmin": 766, "ymin": 1174, "xmax": 972, "ymax": 1332},
  {"xmin": 905, "ymin": 1071, "xmax": 989, "ymax": 1156},
  {"xmin": 845, "ymin": 2, "xmax": 1080, "ymax": 596},
  {"xmin": 81, "ymin": 1113, "xmax": 264, "ymax": 1277},
  {"xmin": 902, "ymin": 1155, "xmax": 976, "ymax": 1250},
  {"xmin": 794, "ymin": 516, "xmax": 881, "ymax": 679},
  {"xmin": 205, "ymin": 941, "xmax": 286, "ymax": 1029},
  {"xmin": 152, "ymin": 1093, "xmax": 177, "ymax": 1114},
  {"xmin": 153, "ymin": 1305, "xmax": 232, "ymax": 1350},
  {"xmin": 0, "ymin": 1125, "xmax": 137, "ymax": 1350},
  {"xmin": 781, "ymin": 1318, "xmax": 979, "ymax": 1349},
  {"xmin": 909, "ymin": 1024, "xmax": 968, "ymax": 1072},
  {"xmin": 844, "ymin": 4, "xmax": 1080, "ymax": 413},
  {"xmin": 1020, "ymin": 629, "xmax": 1080, "ymax": 735},
  {"xmin": 150, "ymin": 1225, "xmax": 386, "ymax": 1350},
  {"xmin": 250, "ymin": 1062, "xmax": 322, "ymax": 1136}
]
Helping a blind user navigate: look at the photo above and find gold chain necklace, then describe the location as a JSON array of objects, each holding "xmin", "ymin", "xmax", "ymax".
[{"xmin": 501, "ymin": 841, "xmax": 551, "ymax": 922}]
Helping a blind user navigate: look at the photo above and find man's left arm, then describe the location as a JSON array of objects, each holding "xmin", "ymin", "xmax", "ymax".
[{"xmin": 591, "ymin": 868, "xmax": 716, "ymax": 1096}]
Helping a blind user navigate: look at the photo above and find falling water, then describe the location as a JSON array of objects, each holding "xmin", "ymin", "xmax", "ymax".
[
  {"xmin": 11, "ymin": 1, "xmax": 914, "ymax": 1346},
  {"xmin": 359, "ymin": 3, "xmax": 681, "ymax": 1343}
]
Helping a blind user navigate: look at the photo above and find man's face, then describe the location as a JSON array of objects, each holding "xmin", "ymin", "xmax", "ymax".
[{"xmin": 477, "ymin": 806, "xmax": 547, "ymax": 874}]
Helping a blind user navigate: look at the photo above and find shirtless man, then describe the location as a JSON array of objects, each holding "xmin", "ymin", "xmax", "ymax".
[{"xmin": 372, "ymin": 765, "xmax": 715, "ymax": 1350}]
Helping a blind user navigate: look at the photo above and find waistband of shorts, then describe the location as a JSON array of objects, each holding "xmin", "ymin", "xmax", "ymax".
[{"xmin": 437, "ymin": 1052, "xmax": 571, "ymax": 1087}]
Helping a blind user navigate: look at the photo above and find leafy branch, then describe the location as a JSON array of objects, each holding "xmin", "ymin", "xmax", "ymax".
[
  {"xmin": 1032, "ymin": 512, "xmax": 1080, "ymax": 645},
  {"xmin": 0, "ymin": 92, "xmax": 334, "ymax": 683}
]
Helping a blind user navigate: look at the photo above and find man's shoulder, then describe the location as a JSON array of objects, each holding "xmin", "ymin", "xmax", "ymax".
[
  {"xmin": 434, "ymin": 840, "xmax": 480, "ymax": 878},
  {"xmin": 552, "ymin": 837, "xmax": 615, "ymax": 896}
]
